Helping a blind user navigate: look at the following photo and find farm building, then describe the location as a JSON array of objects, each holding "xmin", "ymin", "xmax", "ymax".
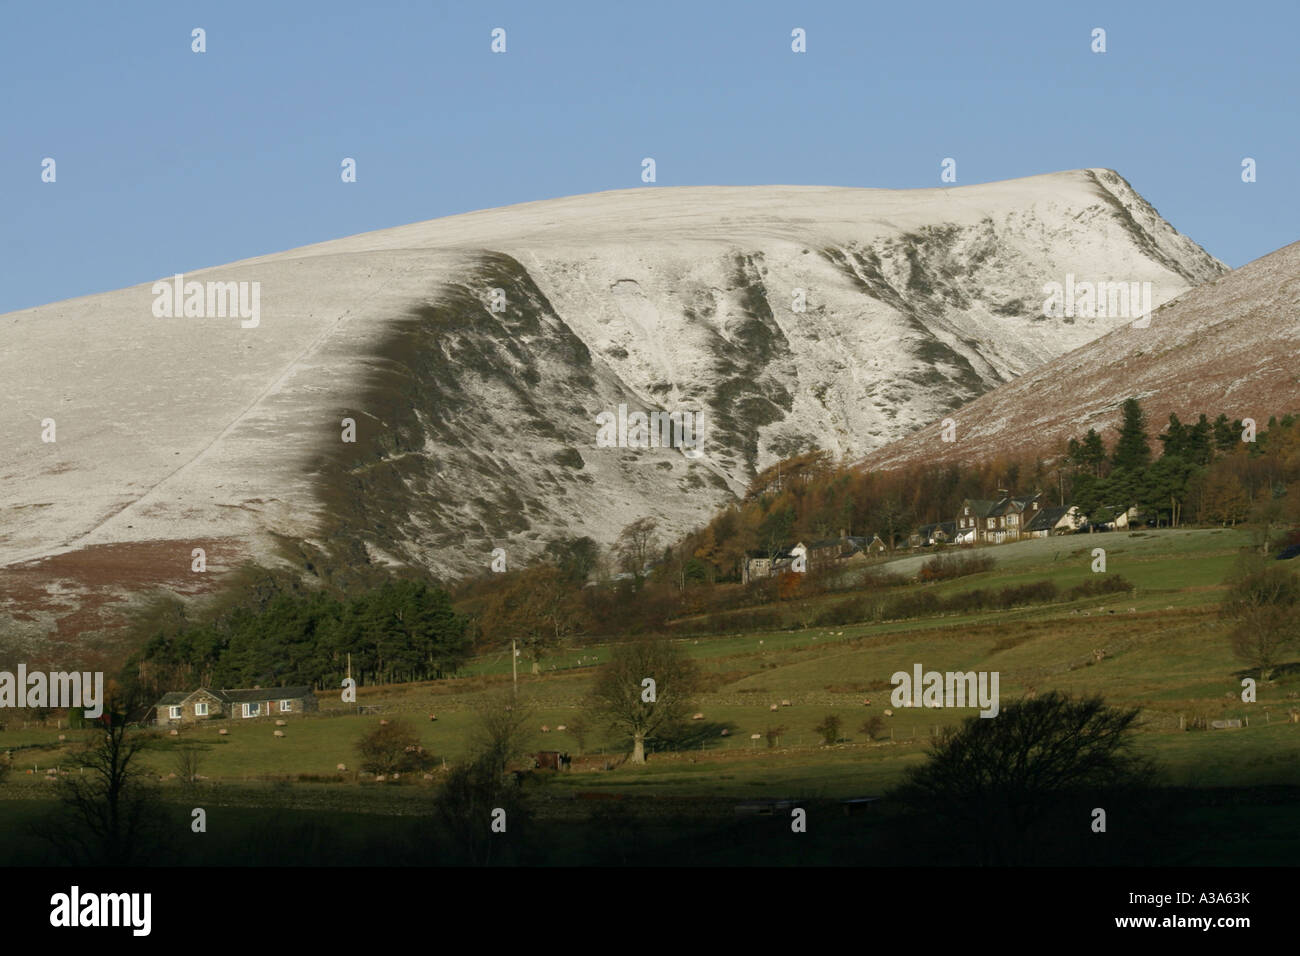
[{"xmin": 154, "ymin": 686, "xmax": 319, "ymax": 726}]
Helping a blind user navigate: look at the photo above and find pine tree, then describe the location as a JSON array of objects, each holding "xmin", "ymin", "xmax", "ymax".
[
  {"xmin": 1111, "ymin": 398, "xmax": 1151, "ymax": 472},
  {"xmin": 1212, "ymin": 414, "xmax": 1236, "ymax": 452},
  {"xmin": 1157, "ymin": 413, "xmax": 1188, "ymax": 459}
]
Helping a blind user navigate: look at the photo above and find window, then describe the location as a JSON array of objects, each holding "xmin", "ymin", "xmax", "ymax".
[
  {"xmin": 195, "ymin": 702, "xmax": 208, "ymax": 716},
  {"xmin": 169, "ymin": 706, "xmax": 182, "ymax": 719},
  {"xmin": 242, "ymin": 702, "xmax": 260, "ymax": 718},
  {"xmin": 279, "ymin": 700, "xmax": 293, "ymax": 713}
]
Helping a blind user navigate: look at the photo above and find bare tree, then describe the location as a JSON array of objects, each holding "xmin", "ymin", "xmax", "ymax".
[
  {"xmin": 1222, "ymin": 563, "xmax": 1300, "ymax": 682},
  {"xmin": 434, "ymin": 689, "xmax": 537, "ymax": 865},
  {"xmin": 433, "ymin": 754, "xmax": 534, "ymax": 865},
  {"xmin": 588, "ymin": 638, "xmax": 700, "ymax": 764},
  {"xmin": 470, "ymin": 690, "xmax": 535, "ymax": 774},
  {"xmin": 171, "ymin": 739, "xmax": 209, "ymax": 789},
  {"xmin": 615, "ymin": 517, "xmax": 661, "ymax": 579},
  {"xmin": 34, "ymin": 708, "xmax": 171, "ymax": 865}
]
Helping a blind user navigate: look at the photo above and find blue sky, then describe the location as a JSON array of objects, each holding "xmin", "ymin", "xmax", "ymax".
[{"xmin": 2, "ymin": 0, "xmax": 1295, "ymax": 314}]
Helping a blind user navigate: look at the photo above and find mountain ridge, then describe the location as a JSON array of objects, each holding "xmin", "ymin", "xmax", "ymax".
[{"xmin": 0, "ymin": 168, "xmax": 1227, "ymax": 639}]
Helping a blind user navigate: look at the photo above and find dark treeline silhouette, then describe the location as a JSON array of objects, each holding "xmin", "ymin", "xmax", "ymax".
[{"xmin": 124, "ymin": 574, "xmax": 471, "ymax": 703}]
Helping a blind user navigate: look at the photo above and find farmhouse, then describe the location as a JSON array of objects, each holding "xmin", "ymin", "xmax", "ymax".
[
  {"xmin": 956, "ymin": 492, "xmax": 1049, "ymax": 544},
  {"xmin": 910, "ymin": 521, "xmax": 957, "ymax": 548},
  {"xmin": 1024, "ymin": 505, "xmax": 1084, "ymax": 537},
  {"xmin": 955, "ymin": 498, "xmax": 999, "ymax": 544},
  {"xmin": 742, "ymin": 532, "xmax": 876, "ymax": 583},
  {"xmin": 154, "ymin": 686, "xmax": 319, "ymax": 726}
]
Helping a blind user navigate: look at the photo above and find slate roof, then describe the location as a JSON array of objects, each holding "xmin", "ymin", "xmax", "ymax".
[
  {"xmin": 156, "ymin": 686, "xmax": 315, "ymax": 706},
  {"xmin": 1024, "ymin": 505, "xmax": 1071, "ymax": 533}
]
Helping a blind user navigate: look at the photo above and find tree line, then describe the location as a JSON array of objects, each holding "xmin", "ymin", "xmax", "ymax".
[
  {"xmin": 1065, "ymin": 400, "xmax": 1297, "ymax": 529},
  {"xmin": 450, "ymin": 399, "xmax": 1300, "ymax": 655},
  {"xmin": 124, "ymin": 576, "xmax": 471, "ymax": 702}
]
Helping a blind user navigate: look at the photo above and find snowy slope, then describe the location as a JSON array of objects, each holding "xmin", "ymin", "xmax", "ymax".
[
  {"xmin": 862, "ymin": 239, "xmax": 1300, "ymax": 473},
  {"xmin": 0, "ymin": 168, "xmax": 1224, "ymax": 632}
]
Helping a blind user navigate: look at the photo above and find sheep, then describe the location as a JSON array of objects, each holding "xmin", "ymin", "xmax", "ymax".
[
  {"xmin": 273, "ymin": 730, "xmax": 285, "ymax": 738},
  {"xmin": 557, "ymin": 725, "xmax": 566, "ymax": 731},
  {"xmin": 720, "ymin": 728, "xmax": 729, "ymax": 736},
  {"xmin": 218, "ymin": 728, "xmax": 229, "ymax": 735},
  {"xmin": 379, "ymin": 719, "xmax": 388, "ymax": 726},
  {"xmin": 337, "ymin": 763, "xmax": 347, "ymax": 771},
  {"xmin": 781, "ymin": 700, "xmax": 791, "ymax": 707},
  {"xmin": 692, "ymin": 713, "xmax": 705, "ymax": 720},
  {"xmin": 540, "ymin": 725, "xmax": 550, "ymax": 732},
  {"xmin": 57, "ymin": 734, "xmax": 66, "ymax": 741},
  {"xmin": 429, "ymin": 714, "xmax": 438, "ymax": 721},
  {"xmin": 769, "ymin": 704, "xmax": 779, "ymax": 712},
  {"xmin": 883, "ymin": 709, "xmax": 893, "ymax": 717},
  {"xmin": 169, "ymin": 729, "xmax": 179, "ymax": 736},
  {"xmin": 275, "ymin": 719, "xmax": 287, "ymax": 726}
]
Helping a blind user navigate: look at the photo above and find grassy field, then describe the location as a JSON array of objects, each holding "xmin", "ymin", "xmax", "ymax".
[{"xmin": 4, "ymin": 527, "xmax": 1297, "ymax": 808}]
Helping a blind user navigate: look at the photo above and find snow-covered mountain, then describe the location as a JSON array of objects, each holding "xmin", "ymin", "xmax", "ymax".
[
  {"xmin": 0, "ymin": 169, "xmax": 1225, "ymax": 635},
  {"xmin": 862, "ymin": 238, "xmax": 1300, "ymax": 473}
]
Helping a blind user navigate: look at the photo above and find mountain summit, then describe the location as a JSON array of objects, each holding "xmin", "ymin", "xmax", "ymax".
[{"xmin": 0, "ymin": 169, "xmax": 1225, "ymax": 634}]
